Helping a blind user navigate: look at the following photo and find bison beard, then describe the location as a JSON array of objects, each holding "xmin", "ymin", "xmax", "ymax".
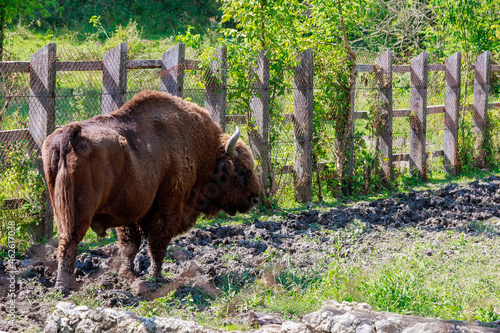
[{"xmin": 41, "ymin": 90, "xmax": 261, "ymax": 293}]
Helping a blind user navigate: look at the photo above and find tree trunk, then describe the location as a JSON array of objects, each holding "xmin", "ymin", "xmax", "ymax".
[{"xmin": 335, "ymin": 0, "xmax": 357, "ymax": 196}]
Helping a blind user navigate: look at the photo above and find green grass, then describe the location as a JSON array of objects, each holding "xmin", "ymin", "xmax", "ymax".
[
  {"xmin": 78, "ymin": 228, "xmax": 118, "ymax": 253},
  {"xmin": 109, "ymin": 222, "xmax": 500, "ymax": 328},
  {"xmin": 354, "ymin": 230, "xmax": 500, "ymax": 322}
]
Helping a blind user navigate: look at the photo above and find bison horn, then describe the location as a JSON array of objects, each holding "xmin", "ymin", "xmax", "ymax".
[{"xmin": 225, "ymin": 126, "xmax": 240, "ymax": 159}]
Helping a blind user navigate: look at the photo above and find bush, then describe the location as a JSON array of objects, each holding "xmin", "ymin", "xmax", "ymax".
[{"xmin": 0, "ymin": 142, "xmax": 46, "ymax": 249}]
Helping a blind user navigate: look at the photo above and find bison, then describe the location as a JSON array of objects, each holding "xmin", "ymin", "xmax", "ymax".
[{"xmin": 42, "ymin": 90, "xmax": 261, "ymax": 292}]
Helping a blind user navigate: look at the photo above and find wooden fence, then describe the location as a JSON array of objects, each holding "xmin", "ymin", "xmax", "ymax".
[
  {"xmin": 355, "ymin": 50, "xmax": 500, "ymax": 181},
  {"xmin": 1, "ymin": 43, "xmax": 499, "ymax": 241}
]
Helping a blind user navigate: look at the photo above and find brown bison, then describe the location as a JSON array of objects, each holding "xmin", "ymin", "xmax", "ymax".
[{"xmin": 42, "ymin": 90, "xmax": 261, "ymax": 292}]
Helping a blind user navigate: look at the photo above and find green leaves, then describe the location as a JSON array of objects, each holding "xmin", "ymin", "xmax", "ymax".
[
  {"xmin": 426, "ymin": 0, "xmax": 500, "ymax": 58},
  {"xmin": 215, "ymin": 0, "xmax": 362, "ymax": 198},
  {"xmin": 1, "ymin": 0, "xmax": 62, "ymax": 23},
  {"xmin": 221, "ymin": 13, "xmax": 232, "ymax": 23},
  {"xmin": 175, "ymin": 26, "xmax": 202, "ymax": 50}
]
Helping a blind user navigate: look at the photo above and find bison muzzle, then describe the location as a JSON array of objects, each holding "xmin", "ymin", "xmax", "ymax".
[{"xmin": 42, "ymin": 90, "xmax": 261, "ymax": 293}]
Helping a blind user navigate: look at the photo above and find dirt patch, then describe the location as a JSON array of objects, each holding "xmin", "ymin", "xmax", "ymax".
[{"xmin": 1, "ymin": 176, "xmax": 500, "ymax": 331}]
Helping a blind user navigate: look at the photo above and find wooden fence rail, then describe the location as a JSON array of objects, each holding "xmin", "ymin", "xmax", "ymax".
[{"xmin": 1, "ymin": 43, "xmax": 500, "ymax": 242}]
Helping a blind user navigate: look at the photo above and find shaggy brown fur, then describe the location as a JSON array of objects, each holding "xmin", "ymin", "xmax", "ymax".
[{"xmin": 41, "ymin": 90, "xmax": 261, "ymax": 292}]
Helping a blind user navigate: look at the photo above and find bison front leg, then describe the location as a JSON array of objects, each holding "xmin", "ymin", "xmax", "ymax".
[
  {"xmin": 147, "ymin": 235, "xmax": 171, "ymax": 280},
  {"xmin": 145, "ymin": 216, "xmax": 176, "ymax": 280},
  {"xmin": 116, "ymin": 224, "xmax": 142, "ymax": 277}
]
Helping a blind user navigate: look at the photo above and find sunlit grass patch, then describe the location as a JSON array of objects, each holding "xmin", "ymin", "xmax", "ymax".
[{"xmin": 79, "ymin": 228, "xmax": 118, "ymax": 253}]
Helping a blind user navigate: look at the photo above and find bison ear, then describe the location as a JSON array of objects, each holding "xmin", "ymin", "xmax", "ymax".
[{"xmin": 215, "ymin": 159, "xmax": 234, "ymax": 186}]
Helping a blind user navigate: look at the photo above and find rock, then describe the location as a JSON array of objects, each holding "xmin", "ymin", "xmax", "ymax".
[
  {"xmin": 258, "ymin": 324, "xmax": 282, "ymax": 333},
  {"xmin": 88, "ymin": 310, "xmax": 104, "ymax": 322},
  {"xmin": 357, "ymin": 303, "xmax": 373, "ymax": 312},
  {"xmin": 43, "ymin": 300, "xmax": 499, "ymax": 333},
  {"xmin": 74, "ymin": 319, "xmax": 97, "ymax": 333},
  {"xmin": 402, "ymin": 322, "xmax": 457, "ymax": 332},
  {"xmin": 281, "ymin": 321, "xmax": 311, "ymax": 333},
  {"xmin": 56, "ymin": 301, "xmax": 76, "ymax": 312},
  {"xmin": 321, "ymin": 300, "xmax": 342, "ymax": 311},
  {"xmin": 249, "ymin": 311, "xmax": 283, "ymax": 326},
  {"xmin": 303, "ymin": 310, "xmax": 336, "ymax": 332},
  {"xmin": 43, "ymin": 321, "xmax": 59, "ymax": 333},
  {"xmin": 45, "ymin": 301, "xmax": 234, "ymax": 333},
  {"xmin": 154, "ymin": 317, "xmax": 221, "ymax": 333},
  {"xmin": 330, "ymin": 313, "xmax": 360, "ymax": 333},
  {"xmin": 402, "ymin": 322, "xmax": 436, "ymax": 332},
  {"xmin": 356, "ymin": 323, "xmax": 375, "ymax": 333},
  {"xmin": 171, "ymin": 249, "xmax": 192, "ymax": 262},
  {"xmin": 374, "ymin": 319, "xmax": 400, "ymax": 333}
]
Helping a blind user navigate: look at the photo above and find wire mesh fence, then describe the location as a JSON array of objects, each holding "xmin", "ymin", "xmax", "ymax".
[
  {"xmin": 0, "ymin": 57, "xmax": 50, "ymax": 244},
  {"xmin": 1, "ymin": 43, "xmax": 499, "ymax": 244}
]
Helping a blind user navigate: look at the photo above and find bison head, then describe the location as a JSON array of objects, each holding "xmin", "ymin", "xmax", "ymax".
[{"xmin": 203, "ymin": 127, "xmax": 261, "ymax": 216}]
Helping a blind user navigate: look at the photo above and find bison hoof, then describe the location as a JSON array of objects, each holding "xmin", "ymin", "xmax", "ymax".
[
  {"xmin": 131, "ymin": 280, "xmax": 150, "ymax": 296},
  {"xmin": 119, "ymin": 267, "xmax": 137, "ymax": 280},
  {"xmin": 146, "ymin": 269, "xmax": 164, "ymax": 282},
  {"xmin": 54, "ymin": 282, "xmax": 70, "ymax": 295}
]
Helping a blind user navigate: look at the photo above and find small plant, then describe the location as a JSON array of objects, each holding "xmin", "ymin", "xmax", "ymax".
[
  {"xmin": 0, "ymin": 142, "xmax": 46, "ymax": 247},
  {"xmin": 89, "ymin": 15, "xmax": 109, "ymax": 39},
  {"xmin": 175, "ymin": 26, "xmax": 201, "ymax": 50}
]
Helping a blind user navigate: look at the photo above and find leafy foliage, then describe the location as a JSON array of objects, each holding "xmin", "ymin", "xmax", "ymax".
[
  {"xmin": 0, "ymin": 0, "xmax": 62, "ymax": 59},
  {"xmin": 18, "ymin": 0, "xmax": 221, "ymax": 40},
  {"xmin": 0, "ymin": 142, "xmax": 46, "ymax": 247},
  {"xmin": 0, "ymin": 0, "xmax": 62, "ymax": 26},
  {"xmin": 426, "ymin": 0, "xmax": 500, "ymax": 59}
]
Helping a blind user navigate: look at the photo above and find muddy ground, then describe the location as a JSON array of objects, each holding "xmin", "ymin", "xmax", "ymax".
[{"xmin": 1, "ymin": 176, "xmax": 500, "ymax": 332}]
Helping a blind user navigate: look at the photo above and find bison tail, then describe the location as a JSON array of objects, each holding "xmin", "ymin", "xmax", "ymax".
[
  {"xmin": 53, "ymin": 124, "xmax": 81, "ymax": 231},
  {"xmin": 54, "ymin": 159, "xmax": 75, "ymax": 232}
]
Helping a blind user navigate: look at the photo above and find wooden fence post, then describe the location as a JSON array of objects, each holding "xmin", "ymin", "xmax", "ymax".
[
  {"xmin": 294, "ymin": 48, "xmax": 313, "ymax": 203},
  {"xmin": 161, "ymin": 43, "xmax": 186, "ymax": 97},
  {"xmin": 444, "ymin": 52, "xmax": 461, "ymax": 175},
  {"xmin": 29, "ymin": 42, "xmax": 57, "ymax": 241},
  {"xmin": 249, "ymin": 50, "xmax": 271, "ymax": 203},
  {"xmin": 29, "ymin": 43, "xmax": 57, "ymax": 151},
  {"xmin": 375, "ymin": 50, "xmax": 393, "ymax": 183},
  {"xmin": 473, "ymin": 51, "xmax": 491, "ymax": 169},
  {"xmin": 346, "ymin": 66, "xmax": 357, "ymax": 196},
  {"xmin": 205, "ymin": 45, "xmax": 227, "ymax": 131},
  {"xmin": 409, "ymin": 52, "xmax": 428, "ymax": 180},
  {"xmin": 102, "ymin": 43, "xmax": 128, "ymax": 114}
]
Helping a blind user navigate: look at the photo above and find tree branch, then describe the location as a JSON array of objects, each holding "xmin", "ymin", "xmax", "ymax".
[{"xmin": 336, "ymin": 0, "xmax": 355, "ymax": 60}]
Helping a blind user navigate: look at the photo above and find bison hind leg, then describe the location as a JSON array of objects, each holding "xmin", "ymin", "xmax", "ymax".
[{"xmin": 55, "ymin": 219, "xmax": 91, "ymax": 294}]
